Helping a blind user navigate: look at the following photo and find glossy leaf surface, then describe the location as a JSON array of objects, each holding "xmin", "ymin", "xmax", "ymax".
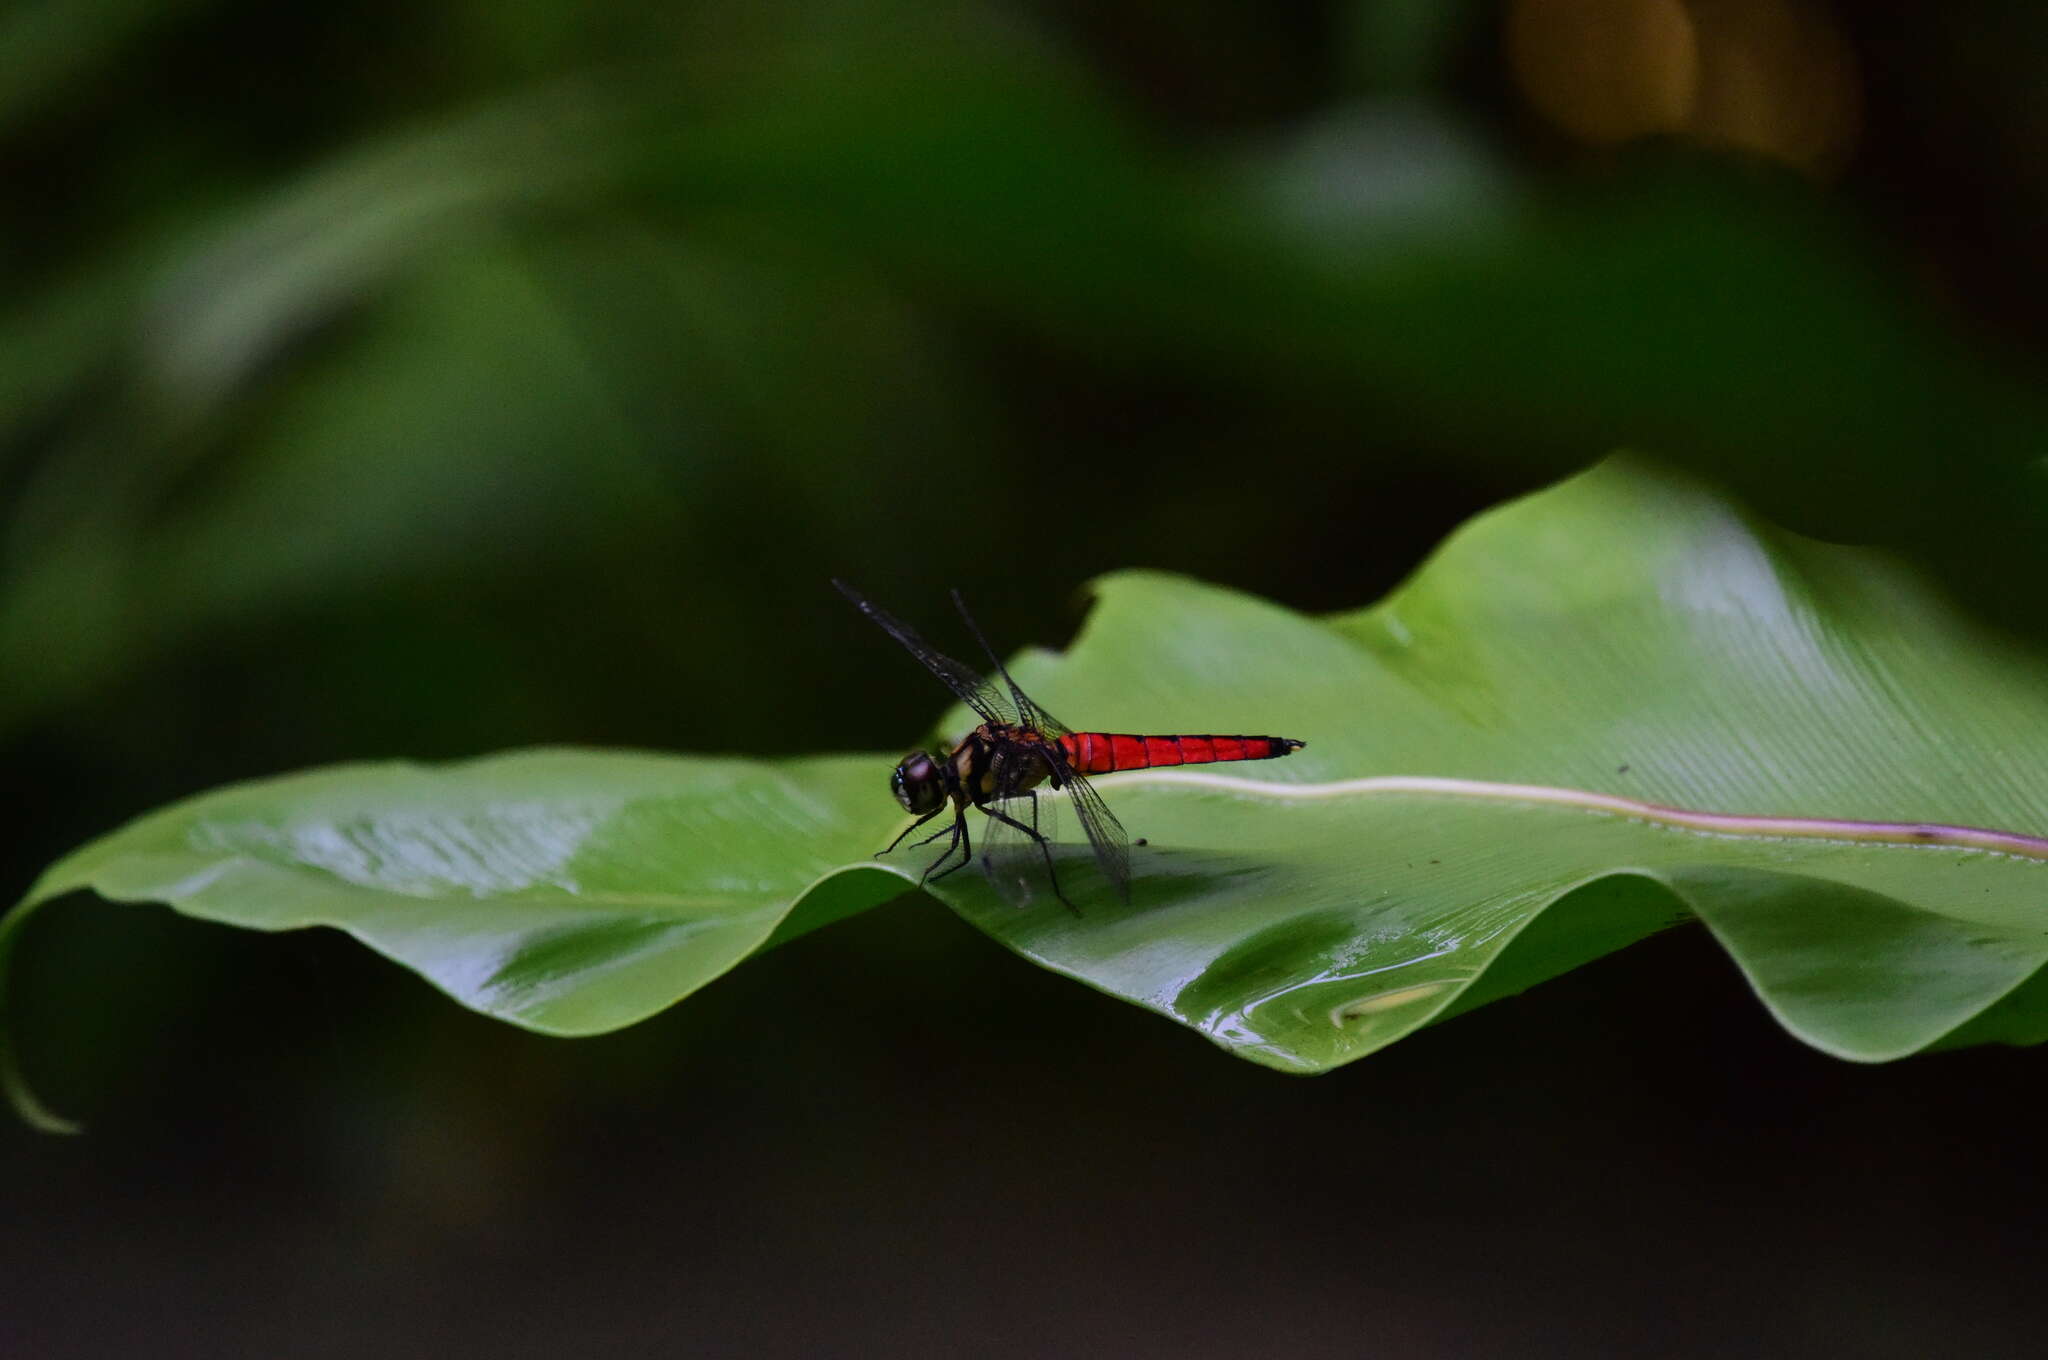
[{"xmin": 12, "ymin": 459, "xmax": 2048, "ymax": 1124}]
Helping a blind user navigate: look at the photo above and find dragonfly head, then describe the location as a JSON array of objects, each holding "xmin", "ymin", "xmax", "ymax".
[{"xmin": 891, "ymin": 751, "xmax": 946, "ymax": 815}]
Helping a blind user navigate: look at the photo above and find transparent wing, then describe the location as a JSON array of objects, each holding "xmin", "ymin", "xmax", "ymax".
[
  {"xmin": 977, "ymin": 742, "xmax": 1131, "ymax": 910},
  {"xmin": 834, "ymin": 579, "xmax": 1016, "ymax": 726},
  {"xmin": 978, "ymin": 783, "xmax": 1060, "ymax": 909},
  {"xmin": 947, "ymin": 588, "xmax": 1070, "ymax": 736},
  {"xmin": 1053, "ymin": 762, "xmax": 1132, "ymax": 906}
]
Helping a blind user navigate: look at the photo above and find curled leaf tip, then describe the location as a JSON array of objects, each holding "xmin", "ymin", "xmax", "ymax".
[
  {"xmin": 2, "ymin": 1046, "xmax": 82, "ymax": 1136},
  {"xmin": 2, "ymin": 896, "xmax": 82, "ymax": 1135}
]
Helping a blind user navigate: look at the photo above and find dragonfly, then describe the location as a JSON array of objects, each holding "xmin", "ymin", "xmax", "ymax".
[{"xmin": 835, "ymin": 580, "xmax": 1306, "ymax": 911}]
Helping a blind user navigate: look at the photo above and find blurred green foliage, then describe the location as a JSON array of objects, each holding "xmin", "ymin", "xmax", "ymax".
[{"xmin": 3, "ymin": 0, "xmax": 2045, "ymax": 1119}]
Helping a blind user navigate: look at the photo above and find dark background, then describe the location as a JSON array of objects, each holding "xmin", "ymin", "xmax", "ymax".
[{"xmin": 4, "ymin": 1, "xmax": 2046, "ymax": 1354}]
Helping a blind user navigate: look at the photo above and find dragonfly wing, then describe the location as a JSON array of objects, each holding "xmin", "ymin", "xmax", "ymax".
[
  {"xmin": 946, "ymin": 587, "xmax": 1072, "ymax": 735},
  {"xmin": 978, "ymin": 786, "xmax": 1058, "ymax": 909},
  {"xmin": 1015, "ymin": 692, "xmax": 1071, "ymax": 740},
  {"xmin": 1058, "ymin": 767, "xmax": 1132, "ymax": 906},
  {"xmin": 1039, "ymin": 741, "xmax": 1131, "ymax": 906},
  {"xmin": 835, "ymin": 580, "xmax": 1015, "ymax": 726},
  {"xmin": 975, "ymin": 741, "xmax": 1067, "ymax": 907},
  {"xmin": 980, "ymin": 739, "xmax": 1130, "ymax": 911}
]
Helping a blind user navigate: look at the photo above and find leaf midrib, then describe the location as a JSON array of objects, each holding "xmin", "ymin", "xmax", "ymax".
[{"xmin": 1095, "ymin": 771, "xmax": 2048, "ymax": 863}]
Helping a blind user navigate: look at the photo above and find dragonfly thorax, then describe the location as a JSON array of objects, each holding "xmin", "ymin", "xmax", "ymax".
[{"xmin": 890, "ymin": 751, "xmax": 948, "ymax": 815}]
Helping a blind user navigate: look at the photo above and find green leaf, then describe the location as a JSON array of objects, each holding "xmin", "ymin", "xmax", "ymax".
[
  {"xmin": 954, "ymin": 462, "xmax": 2048, "ymax": 1068},
  {"xmin": 13, "ymin": 457, "xmax": 2048, "ymax": 1125},
  {"xmin": 12, "ymin": 752, "xmax": 909, "ymax": 1030}
]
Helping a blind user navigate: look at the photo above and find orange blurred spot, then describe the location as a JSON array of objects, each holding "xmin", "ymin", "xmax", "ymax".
[
  {"xmin": 1508, "ymin": 0, "xmax": 1859, "ymax": 173},
  {"xmin": 1507, "ymin": 0, "xmax": 1700, "ymax": 144},
  {"xmin": 1683, "ymin": 0, "xmax": 1859, "ymax": 172}
]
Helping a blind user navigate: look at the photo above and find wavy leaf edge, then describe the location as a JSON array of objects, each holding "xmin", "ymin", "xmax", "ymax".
[
  {"xmin": 15, "ymin": 759, "xmax": 2048, "ymax": 1128},
  {"xmin": 1, "ymin": 784, "xmax": 920, "ymax": 1132},
  {"xmin": 974, "ymin": 772, "xmax": 2048, "ymax": 1069}
]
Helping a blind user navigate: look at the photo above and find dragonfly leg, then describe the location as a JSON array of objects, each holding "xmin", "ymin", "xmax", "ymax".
[
  {"xmin": 923, "ymin": 809, "xmax": 973, "ymax": 884},
  {"xmin": 903, "ymin": 819, "xmax": 964, "ymax": 853},
  {"xmin": 879, "ymin": 806, "xmax": 945, "ymax": 856},
  {"xmin": 980, "ymin": 796, "xmax": 1078, "ymax": 916}
]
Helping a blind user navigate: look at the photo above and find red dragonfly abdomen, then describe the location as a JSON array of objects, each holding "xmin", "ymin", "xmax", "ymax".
[{"xmin": 1058, "ymin": 732, "xmax": 1305, "ymax": 774}]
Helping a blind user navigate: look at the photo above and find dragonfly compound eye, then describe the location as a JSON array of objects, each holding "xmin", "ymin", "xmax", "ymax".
[{"xmin": 891, "ymin": 752, "xmax": 945, "ymax": 815}]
